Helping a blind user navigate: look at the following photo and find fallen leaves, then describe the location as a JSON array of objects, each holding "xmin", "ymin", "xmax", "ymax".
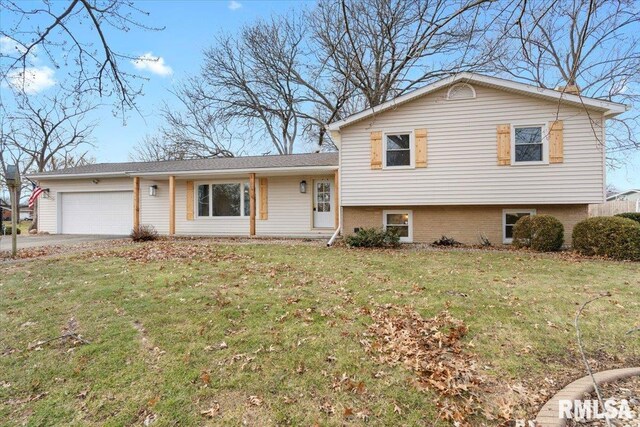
[
  {"xmin": 81, "ymin": 240, "xmax": 251, "ymax": 263},
  {"xmin": 200, "ymin": 402, "xmax": 221, "ymax": 418},
  {"xmin": 247, "ymin": 395, "xmax": 262, "ymax": 406},
  {"xmin": 361, "ymin": 305, "xmax": 483, "ymax": 424}
]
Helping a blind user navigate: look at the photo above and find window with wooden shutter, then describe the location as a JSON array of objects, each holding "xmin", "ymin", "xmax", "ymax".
[
  {"xmin": 549, "ymin": 120, "xmax": 564, "ymax": 163},
  {"xmin": 370, "ymin": 131, "xmax": 382, "ymax": 169},
  {"xmin": 186, "ymin": 180, "xmax": 194, "ymax": 220},
  {"xmin": 415, "ymin": 128, "xmax": 427, "ymax": 168},
  {"xmin": 497, "ymin": 124, "xmax": 511, "ymax": 166},
  {"xmin": 259, "ymin": 178, "xmax": 268, "ymax": 220}
]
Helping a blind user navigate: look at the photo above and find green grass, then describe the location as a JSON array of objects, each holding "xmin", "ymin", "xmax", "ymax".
[
  {"xmin": 1, "ymin": 241, "xmax": 639, "ymax": 426},
  {"xmin": 1, "ymin": 220, "xmax": 32, "ymax": 234}
]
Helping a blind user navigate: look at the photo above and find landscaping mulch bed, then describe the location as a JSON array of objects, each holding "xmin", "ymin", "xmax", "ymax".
[{"xmin": 568, "ymin": 375, "xmax": 640, "ymax": 426}]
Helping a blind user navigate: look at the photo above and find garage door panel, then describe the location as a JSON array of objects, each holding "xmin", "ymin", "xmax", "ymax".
[{"xmin": 61, "ymin": 191, "xmax": 133, "ymax": 235}]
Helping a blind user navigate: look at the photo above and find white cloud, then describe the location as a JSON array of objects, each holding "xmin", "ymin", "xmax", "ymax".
[
  {"xmin": 228, "ymin": 1, "xmax": 242, "ymax": 10},
  {"xmin": 131, "ymin": 52, "xmax": 173, "ymax": 77},
  {"xmin": 7, "ymin": 66, "xmax": 56, "ymax": 94},
  {"xmin": 0, "ymin": 36, "xmax": 27, "ymax": 56}
]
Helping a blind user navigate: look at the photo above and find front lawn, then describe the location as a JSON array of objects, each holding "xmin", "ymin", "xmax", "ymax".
[{"xmin": 1, "ymin": 240, "xmax": 639, "ymax": 426}]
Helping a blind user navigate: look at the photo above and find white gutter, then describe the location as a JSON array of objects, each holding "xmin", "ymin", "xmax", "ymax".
[
  {"xmin": 28, "ymin": 165, "xmax": 338, "ymax": 180},
  {"xmin": 26, "ymin": 171, "xmax": 130, "ymax": 180},
  {"xmin": 134, "ymin": 165, "xmax": 337, "ymax": 177}
]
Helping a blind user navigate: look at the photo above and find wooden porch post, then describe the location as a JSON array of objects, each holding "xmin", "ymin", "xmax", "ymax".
[
  {"xmin": 133, "ymin": 176, "xmax": 140, "ymax": 230},
  {"xmin": 249, "ymin": 173, "xmax": 256, "ymax": 236},
  {"xmin": 169, "ymin": 175, "xmax": 176, "ymax": 235},
  {"xmin": 334, "ymin": 170, "xmax": 339, "ymax": 229}
]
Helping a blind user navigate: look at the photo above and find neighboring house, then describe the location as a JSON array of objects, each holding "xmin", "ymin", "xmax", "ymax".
[
  {"xmin": 607, "ymin": 189, "xmax": 640, "ymax": 202},
  {"xmin": 28, "ymin": 73, "xmax": 627, "ymax": 244},
  {"xmin": 0, "ymin": 199, "xmax": 32, "ymax": 221},
  {"xmin": 0, "ymin": 199, "xmax": 10, "ymax": 221}
]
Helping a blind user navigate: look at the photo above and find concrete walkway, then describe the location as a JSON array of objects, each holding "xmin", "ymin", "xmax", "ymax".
[
  {"xmin": 0, "ymin": 234, "xmax": 123, "ymax": 251},
  {"xmin": 536, "ymin": 367, "xmax": 640, "ymax": 427}
]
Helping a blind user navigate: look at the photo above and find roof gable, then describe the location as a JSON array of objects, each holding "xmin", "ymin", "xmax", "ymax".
[{"xmin": 327, "ymin": 73, "xmax": 628, "ymax": 131}]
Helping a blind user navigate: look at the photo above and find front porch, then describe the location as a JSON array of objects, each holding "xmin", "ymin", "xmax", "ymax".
[{"xmin": 133, "ymin": 170, "xmax": 339, "ymax": 238}]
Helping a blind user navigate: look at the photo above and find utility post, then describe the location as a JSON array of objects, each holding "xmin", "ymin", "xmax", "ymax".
[{"xmin": 6, "ymin": 165, "xmax": 20, "ymax": 257}]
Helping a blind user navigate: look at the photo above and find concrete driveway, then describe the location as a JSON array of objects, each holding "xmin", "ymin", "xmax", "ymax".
[{"xmin": 0, "ymin": 234, "xmax": 125, "ymax": 251}]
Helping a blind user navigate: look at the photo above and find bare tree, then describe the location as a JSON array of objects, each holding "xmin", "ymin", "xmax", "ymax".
[
  {"xmin": 0, "ymin": 0, "xmax": 163, "ymax": 111},
  {"xmin": 47, "ymin": 151, "xmax": 96, "ymax": 171},
  {"xmin": 176, "ymin": 13, "xmax": 355, "ymax": 155},
  {"xmin": 2, "ymin": 92, "xmax": 97, "ymax": 228},
  {"xmin": 170, "ymin": 1, "xmax": 493, "ymax": 154},
  {"xmin": 491, "ymin": 0, "xmax": 640, "ymax": 155},
  {"xmin": 313, "ymin": 0, "xmax": 494, "ymax": 108},
  {"xmin": 130, "ymin": 85, "xmax": 245, "ymax": 161}
]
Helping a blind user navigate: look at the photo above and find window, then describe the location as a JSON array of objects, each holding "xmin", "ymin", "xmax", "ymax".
[
  {"xmin": 447, "ymin": 83, "xmax": 476, "ymax": 100},
  {"xmin": 197, "ymin": 184, "xmax": 209, "ymax": 217},
  {"xmin": 243, "ymin": 183, "xmax": 250, "ymax": 216},
  {"xmin": 383, "ymin": 210, "xmax": 413, "ymax": 243},
  {"xmin": 503, "ymin": 209, "xmax": 536, "ymax": 243},
  {"xmin": 385, "ymin": 133, "xmax": 412, "ymax": 167},
  {"xmin": 316, "ymin": 182, "xmax": 331, "ymax": 212},
  {"xmin": 196, "ymin": 182, "xmax": 251, "ymax": 217},
  {"xmin": 514, "ymin": 126, "xmax": 544, "ymax": 163}
]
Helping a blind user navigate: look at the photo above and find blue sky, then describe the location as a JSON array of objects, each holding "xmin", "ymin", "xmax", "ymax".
[
  {"xmin": 1, "ymin": 0, "xmax": 639, "ymax": 189},
  {"xmin": 79, "ymin": 0, "xmax": 311, "ymax": 161}
]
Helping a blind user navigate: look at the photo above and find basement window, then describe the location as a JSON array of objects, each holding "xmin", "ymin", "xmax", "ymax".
[
  {"xmin": 383, "ymin": 210, "xmax": 413, "ymax": 243},
  {"xmin": 503, "ymin": 209, "xmax": 536, "ymax": 243}
]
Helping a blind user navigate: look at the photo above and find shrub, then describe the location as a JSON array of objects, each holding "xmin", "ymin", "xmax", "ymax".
[
  {"xmin": 2, "ymin": 226, "xmax": 21, "ymax": 235},
  {"xmin": 345, "ymin": 227, "xmax": 400, "ymax": 248},
  {"xmin": 512, "ymin": 216, "xmax": 533, "ymax": 249},
  {"xmin": 432, "ymin": 235, "xmax": 461, "ymax": 246},
  {"xmin": 572, "ymin": 216, "xmax": 640, "ymax": 261},
  {"xmin": 513, "ymin": 215, "xmax": 564, "ymax": 252},
  {"xmin": 130, "ymin": 225, "xmax": 159, "ymax": 242},
  {"xmin": 615, "ymin": 212, "xmax": 640, "ymax": 224}
]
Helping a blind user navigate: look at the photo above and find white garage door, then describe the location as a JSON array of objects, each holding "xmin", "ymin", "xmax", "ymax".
[{"xmin": 60, "ymin": 191, "xmax": 133, "ymax": 235}]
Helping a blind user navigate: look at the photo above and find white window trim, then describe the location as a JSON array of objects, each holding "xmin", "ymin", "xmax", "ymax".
[
  {"xmin": 502, "ymin": 209, "xmax": 536, "ymax": 244},
  {"xmin": 383, "ymin": 209, "xmax": 413, "ymax": 243},
  {"xmin": 382, "ymin": 131, "xmax": 415, "ymax": 169},
  {"xmin": 511, "ymin": 124, "xmax": 549, "ymax": 165},
  {"xmin": 195, "ymin": 181, "xmax": 251, "ymax": 219},
  {"xmin": 446, "ymin": 83, "xmax": 476, "ymax": 100}
]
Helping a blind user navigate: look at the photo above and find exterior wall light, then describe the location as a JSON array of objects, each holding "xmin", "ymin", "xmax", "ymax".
[
  {"xmin": 149, "ymin": 185, "xmax": 158, "ymax": 197},
  {"xmin": 299, "ymin": 180, "xmax": 307, "ymax": 193}
]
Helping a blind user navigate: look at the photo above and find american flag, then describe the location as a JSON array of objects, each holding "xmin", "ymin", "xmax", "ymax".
[{"xmin": 28, "ymin": 186, "xmax": 44, "ymax": 208}]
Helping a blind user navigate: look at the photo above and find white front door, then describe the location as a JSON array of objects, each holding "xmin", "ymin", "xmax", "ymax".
[{"xmin": 313, "ymin": 179, "xmax": 333, "ymax": 228}]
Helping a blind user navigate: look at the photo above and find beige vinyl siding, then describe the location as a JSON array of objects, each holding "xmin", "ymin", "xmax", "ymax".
[
  {"xmin": 340, "ymin": 84, "xmax": 605, "ymax": 206},
  {"xmin": 174, "ymin": 177, "xmax": 249, "ymax": 236},
  {"xmin": 176, "ymin": 175, "xmax": 332, "ymax": 237},
  {"xmin": 255, "ymin": 175, "xmax": 332, "ymax": 237},
  {"xmin": 37, "ymin": 177, "xmax": 133, "ymax": 233},
  {"xmin": 37, "ymin": 174, "xmax": 335, "ymax": 237},
  {"xmin": 140, "ymin": 179, "xmax": 170, "ymax": 235}
]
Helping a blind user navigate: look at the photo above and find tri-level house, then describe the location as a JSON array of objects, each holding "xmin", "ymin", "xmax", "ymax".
[{"xmin": 29, "ymin": 73, "xmax": 626, "ymax": 245}]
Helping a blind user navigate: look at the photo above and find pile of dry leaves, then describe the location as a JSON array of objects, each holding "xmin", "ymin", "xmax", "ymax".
[
  {"xmin": 82, "ymin": 240, "xmax": 251, "ymax": 263},
  {"xmin": 361, "ymin": 305, "xmax": 483, "ymax": 424}
]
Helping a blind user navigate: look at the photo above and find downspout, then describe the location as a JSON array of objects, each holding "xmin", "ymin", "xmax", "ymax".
[
  {"xmin": 327, "ymin": 206, "xmax": 341, "ymax": 247},
  {"xmin": 327, "ymin": 129, "xmax": 342, "ymax": 247}
]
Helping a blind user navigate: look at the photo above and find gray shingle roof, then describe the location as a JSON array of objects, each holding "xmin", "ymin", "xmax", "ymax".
[{"xmin": 29, "ymin": 152, "xmax": 339, "ymax": 178}]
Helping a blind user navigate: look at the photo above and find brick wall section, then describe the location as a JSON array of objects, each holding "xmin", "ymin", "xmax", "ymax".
[{"xmin": 342, "ymin": 204, "xmax": 588, "ymax": 246}]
